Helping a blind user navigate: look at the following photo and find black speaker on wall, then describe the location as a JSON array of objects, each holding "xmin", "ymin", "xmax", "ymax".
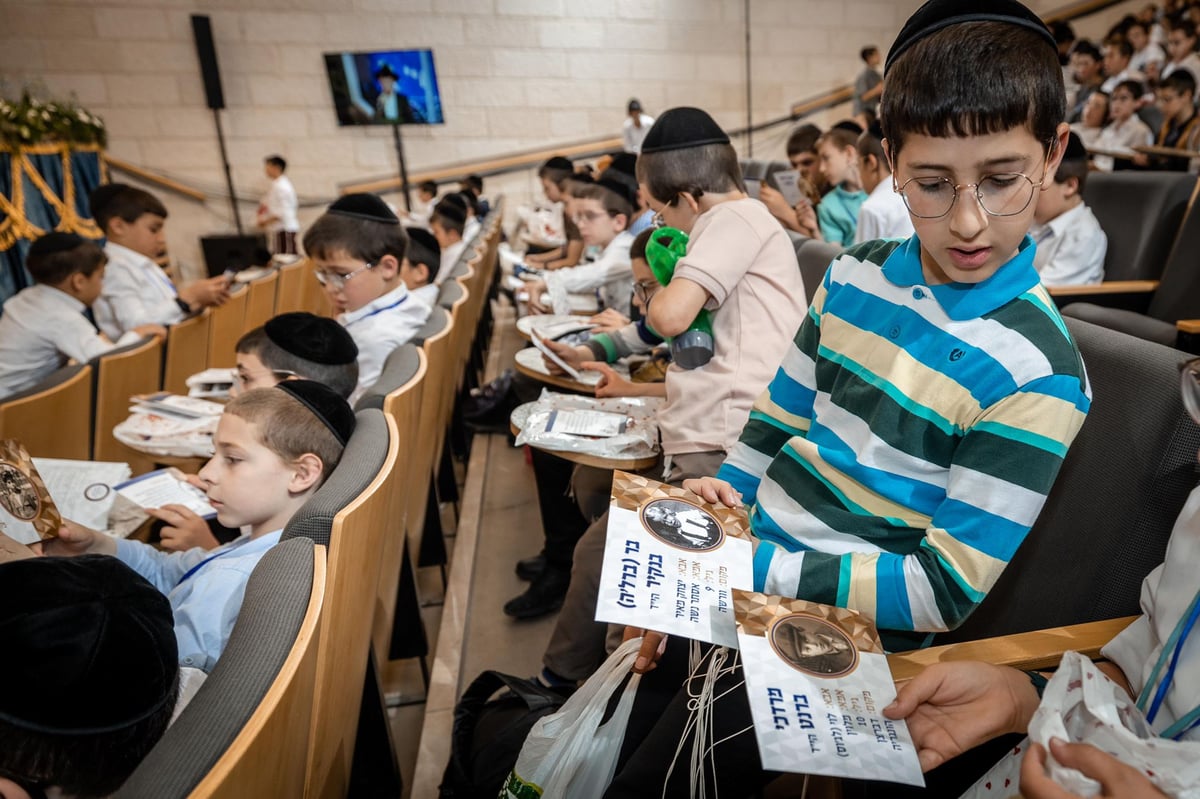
[{"xmin": 191, "ymin": 15, "xmax": 225, "ymax": 110}]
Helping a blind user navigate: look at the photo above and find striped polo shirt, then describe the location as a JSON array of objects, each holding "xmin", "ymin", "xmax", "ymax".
[{"xmin": 717, "ymin": 235, "xmax": 1091, "ymax": 650}]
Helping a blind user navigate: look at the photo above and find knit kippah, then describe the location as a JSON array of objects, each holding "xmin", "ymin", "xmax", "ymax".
[
  {"xmin": 328, "ymin": 193, "xmax": 400, "ymax": 225},
  {"xmin": 28, "ymin": 231, "xmax": 88, "ymax": 258},
  {"xmin": 0, "ymin": 555, "xmax": 177, "ymax": 734},
  {"xmin": 275, "ymin": 380, "xmax": 356, "ymax": 445},
  {"xmin": 404, "ymin": 226, "xmax": 440, "ymax": 269},
  {"xmin": 264, "ymin": 312, "xmax": 358, "ymax": 365},
  {"xmin": 886, "ymin": 0, "xmax": 1056, "ymax": 75},
  {"xmin": 639, "ymin": 107, "xmax": 731, "ymax": 154}
]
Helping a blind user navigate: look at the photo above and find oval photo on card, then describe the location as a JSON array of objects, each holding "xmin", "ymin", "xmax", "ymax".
[
  {"xmin": 769, "ymin": 614, "xmax": 859, "ymax": 678},
  {"xmin": 0, "ymin": 464, "xmax": 41, "ymax": 522},
  {"xmin": 639, "ymin": 498, "xmax": 724, "ymax": 552}
]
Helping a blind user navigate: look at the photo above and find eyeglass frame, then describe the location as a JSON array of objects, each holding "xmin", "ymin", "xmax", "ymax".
[
  {"xmin": 632, "ymin": 278, "xmax": 660, "ymax": 304},
  {"xmin": 230, "ymin": 366, "xmax": 300, "ymax": 390},
  {"xmin": 892, "ymin": 143, "xmax": 1054, "ymax": 220},
  {"xmin": 313, "ymin": 261, "xmax": 375, "ymax": 290},
  {"xmin": 571, "ymin": 209, "xmax": 619, "ymax": 225}
]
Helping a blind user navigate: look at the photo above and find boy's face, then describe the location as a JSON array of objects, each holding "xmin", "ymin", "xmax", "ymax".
[
  {"xmin": 198, "ymin": 413, "xmax": 304, "ymax": 535},
  {"xmin": 1082, "ymin": 92, "xmax": 1110, "ymax": 127},
  {"xmin": 400, "ymin": 256, "xmax": 430, "ymax": 290},
  {"xmin": 789, "ymin": 149, "xmax": 820, "ymax": 184},
  {"xmin": 541, "ymin": 177, "xmax": 562, "ymax": 203},
  {"xmin": 818, "ymin": 141, "xmax": 856, "ymax": 186},
  {"xmin": 572, "ymin": 198, "xmax": 625, "ymax": 247},
  {"xmin": 313, "ymin": 248, "xmax": 398, "ymax": 315},
  {"xmin": 866, "ymin": 50, "xmax": 882, "ymax": 69},
  {"xmin": 73, "ymin": 263, "xmax": 106, "ymax": 306},
  {"xmin": 231, "ymin": 350, "xmax": 284, "ymax": 398},
  {"xmin": 1109, "ymin": 86, "xmax": 1138, "ymax": 121},
  {"xmin": 1071, "ymin": 52, "xmax": 1101, "ymax": 83},
  {"xmin": 264, "ymin": 163, "xmax": 282, "ymax": 179},
  {"xmin": 642, "ymin": 185, "xmax": 700, "ymax": 234},
  {"xmin": 1158, "ymin": 87, "xmax": 1192, "ymax": 120},
  {"xmin": 1033, "ymin": 175, "xmax": 1078, "ymax": 226},
  {"xmin": 1129, "ymin": 26, "xmax": 1148, "ymax": 50},
  {"xmin": 417, "ymin": 188, "xmax": 435, "ymax": 203},
  {"xmin": 110, "ymin": 213, "xmax": 166, "ymax": 259},
  {"xmin": 1167, "ymin": 30, "xmax": 1196, "ymax": 61},
  {"xmin": 892, "ymin": 125, "xmax": 1066, "ymax": 285},
  {"xmin": 430, "ymin": 219, "xmax": 459, "ymax": 249},
  {"xmin": 1103, "ymin": 45, "xmax": 1129, "ymax": 75},
  {"xmin": 630, "ymin": 257, "xmax": 659, "ymax": 314}
]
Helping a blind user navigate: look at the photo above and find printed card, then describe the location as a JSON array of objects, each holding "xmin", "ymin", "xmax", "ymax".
[
  {"xmin": 0, "ymin": 440, "xmax": 62, "ymax": 545},
  {"xmin": 595, "ymin": 471, "xmax": 753, "ymax": 648},
  {"xmin": 735, "ymin": 590, "xmax": 925, "ymax": 786}
]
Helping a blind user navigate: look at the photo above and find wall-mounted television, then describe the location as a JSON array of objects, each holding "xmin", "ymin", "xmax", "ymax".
[{"xmin": 323, "ymin": 49, "xmax": 444, "ymax": 126}]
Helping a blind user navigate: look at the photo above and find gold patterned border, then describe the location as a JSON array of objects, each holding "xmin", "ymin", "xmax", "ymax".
[
  {"xmin": 733, "ymin": 588, "xmax": 884, "ymax": 654},
  {"xmin": 611, "ymin": 470, "xmax": 752, "ymax": 542},
  {"xmin": 0, "ymin": 440, "xmax": 62, "ymax": 539}
]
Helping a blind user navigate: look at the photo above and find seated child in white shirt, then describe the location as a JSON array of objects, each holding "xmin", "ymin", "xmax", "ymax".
[
  {"xmin": 302, "ymin": 194, "xmax": 433, "ymax": 405},
  {"xmin": 1031, "ymin": 131, "xmax": 1107, "ymax": 286},
  {"xmin": 47, "ymin": 380, "xmax": 355, "ymax": 673},
  {"xmin": 401, "ymin": 226, "xmax": 442, "ymax": 309},
  {"xmin": 430, "ymin": 198, "xmax": 468, "ymax": 285},
  {"xmin": 89, "ymin": 184, "xmax": 230, "ymax": 340},
  {"xmin": 1092, "ymin": 79, "xmax": 1154, "ymax": 171},
  {"xmin": 854, "ymin": 127, "xmax": 915, "ymax": 243},
  {"xmin": 0, "ymin": 232, "xmax": 166, "ymax": 400}
]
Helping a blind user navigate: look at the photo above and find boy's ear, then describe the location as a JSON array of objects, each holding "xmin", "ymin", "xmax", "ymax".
[
  {"xmin": 289, "ymin": 453, "xmax": 324, "ymax": 495},
  {"xmin": 67, "ymin": 271, "xmax": 89, "ymax": 294},
  {"xmin": 613, "ymin": 213, "xmax": 629, "ymax": 232},
  {"xmin": 1041, "ymin": 122, "xmax": 1072, "ymax": 191},
  {"xmin": 679, "ymin": 192, "xmax": 702, "ymax": 214},
  {"xmin": 377, "ymin": 254, "xmax": 400, "ymax": 278},
  {"xmin": 882, "ymin": 138, "xmax": 896, "ymax": 175}
]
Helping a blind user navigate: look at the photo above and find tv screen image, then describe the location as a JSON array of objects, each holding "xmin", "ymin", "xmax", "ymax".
[{"xmin": 323, "ymin": 49, "xmax": 444, "ymax": 126}]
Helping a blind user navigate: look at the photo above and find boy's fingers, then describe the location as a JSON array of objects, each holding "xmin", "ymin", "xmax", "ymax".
[
  {"xmin": 1047, "ymin": 738, "xmax": 1137, "ymax": 789},
  {"xmin": 633, "ymin": 631, "xmax": 667, "ymax": 673}
]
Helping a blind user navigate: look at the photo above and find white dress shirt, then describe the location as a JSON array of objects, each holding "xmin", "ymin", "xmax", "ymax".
[
  {"xmin": 854, "ymin": 179, "xmax": 915, "ymax": 244},
  {"xmin": 435, "ymin": 239, "xmax": 467, "ymax": 285},
  {"xmin": 622, "ymin": 113, "xmax": 656, "ymax": 153},
  {"xmin": 544, "ymin": 231, "xmax": 634, "ymax": 316},
  {"xmin": 0, "ymin": 284, "xmax": 141, "ymax": 399},
  {"xmin": 1092, "ymin": 116, "xmax": 1154, "ymax": 171},
  {"xmin": 1030, "ymin": 202, "xmax": 1107, "ymax": 287},
  {"xmin": 339, "ymin": 284, "xmax": 432, "ymax": 405},
  {"xmin": 261, "ymin": 175, "xmax": 299, "ymax": 233},
  {"xmin": 411, "ymin": 282, "xmax": 440, "ymax": 309},
  {"xmin": 95, "ymin": 241, "xmax": 184, "ymax": 339}
]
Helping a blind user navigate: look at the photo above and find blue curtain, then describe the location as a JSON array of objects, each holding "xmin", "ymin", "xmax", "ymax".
[{"xmin": 0, "ymin": 144, "xmax": 105, "ymax": 311}]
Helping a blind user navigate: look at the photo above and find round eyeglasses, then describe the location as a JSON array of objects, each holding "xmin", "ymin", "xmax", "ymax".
[
  {"xmin": 895, "ymin": 172, "xmax": 1046, "ymax": 219},
  {"xmin": 314, "ymin": 262, "xmax": 375, "ymax": 290}
]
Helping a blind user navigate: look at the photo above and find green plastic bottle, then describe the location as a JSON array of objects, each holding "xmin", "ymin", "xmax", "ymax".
[{"xmin": 644, "ymin": 227, "xmax": 714, "ymax": 369}]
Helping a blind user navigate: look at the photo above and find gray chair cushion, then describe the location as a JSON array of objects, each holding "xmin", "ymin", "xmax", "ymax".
[
  {"xmin": 1148, "ymin": 196, "xmax": 1200, "ymax": 323},
  {"xmin": 437, "ymin": 279, "xmax": 465, "ymax": 310},
  {"xmin": 412, "ymin": 306, "xmax": 449, "ymax": 346},
  {"xmin": 742, "ymin": 160, "xmax": 768, "ymax": 180},
  {"xmin": 281, "ymin": 408, "xmax": 390, "ymax": 548},
  {"xmin": 1081, "ymin": 171, "xmax": 1195, "ymax": 282},
  {"xmin": 795, "ymin": 239, "xmax": 843, "ymax": 305},
  {"xmin": 354, "ymin": 344, "xmax": 421, "ymax": 412},
  {"xmin": 116, "ymin": 538, "xmax": 317, "ymax": 798},
  {"xmin": 1060, "ymin": 303, "xmax": 1178, "ymax": 346}
]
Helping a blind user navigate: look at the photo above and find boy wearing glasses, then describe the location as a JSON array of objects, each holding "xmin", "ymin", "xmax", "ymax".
[
  {"xmin": 611, "ymin": 2, "xmax": 1091, "ymax": 794},
  {"xmin": 302, "ymin": 194, "xmax": 431, "ymax": 405}
]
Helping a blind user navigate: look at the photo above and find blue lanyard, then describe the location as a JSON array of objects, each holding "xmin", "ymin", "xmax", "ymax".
[
  {"xmin": 1136, "ymin": 584, "xmax": 1200, "ymax": 740},
  {"xmin": 175, "ymin": 544, "xmax": 239, "ymax": 587},
  {"xmin": 345, "ymin": 295, "xmax": 407, "ymax": 327}
]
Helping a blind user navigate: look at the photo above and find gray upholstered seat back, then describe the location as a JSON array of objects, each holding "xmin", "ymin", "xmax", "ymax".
[
  {"xmin": 939, "ymin": 318, "xmax": 1200, "ymax": 644},
  {"xmin": 1081, "ymin": 171, "xmax": 1195, "ymax": 282},
  {"xmin": 437, "ymin": 279, "xmax": 465, "ymax": 309},
  {"xmin": 411, "ymin": 306, "xmax": 449, "ymax": 346},
  {"xmin": 116, "ymin": 538, "xmax": 317, "ymax": 798},
  {"xmin": 1148, "ymin": 199, "xmax": 1200, "ymax": 322},
  {"xmin": 794, "ymin": 238, "xmax": 843, "ymax": 305},
  {"xmin": 354, "ymin": 344, "xmax": 422, "ymax": 412},
  {"xmin": 742, "ymin": 160, "xmax": 768, "ymax": 180},
  {"xmin": 281, "ymin": 408, "xmax": 390, "ymax": 547},
  {"xmin": 1, "ymin": 362, "xmax": 87, "ymax": 404}
]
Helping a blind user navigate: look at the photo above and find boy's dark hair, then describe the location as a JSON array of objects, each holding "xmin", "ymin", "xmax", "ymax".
[
  {"xmin": 860, "ymin": 45, "xmax": 879, "ymax": 62},
  {"xmin": 881, "ymin": 22, "xmax": 1065, "ymax": 156},
  {"xmin": 462, "ymin": 174, "xmax": 484, "ymax": 194},
  {"xmin": 265, "ymin": 154, "xmax": 287, "ymax": 171},
  {"xmin": 856, "ymin": 131, "xmax": 889, "ymax": 171},
  {"xmin": 430, "ymin": 199, "xmax": 466, "ymax": 237},
  {"xmin": 403, "ymin": 226, "xmax": 440, "ymax": 283},
  {"xmin": 1071, "ymin": 39, "xmax": 1102, "ymax": 61},
  {"xmin": 1161, "ymin": 68, "xmax": 1196, "ymax": 96},
  {"xmin": 1050, "ymin": 20, "xmax": 1075, "ymax": 45},
  {"xmin": 538, "ymin": 155, "xmax": 574, "ymax": 185},
  {"xmin": 302, "ymin": 213, "xmax": 408, "ymax": 265},
  {"xmin": 629, "ymin": 227, "xmax": 655, "ymax": 262},
  {"xmin": 26, "ymin": 234, "xmax": 105, "ymax": 286},
  {"xmin": 235, "ymin": 325, "xmax": 359, "ymax": 400},
  {"xmin": 635, "ymin": 143, "xmax": 742, "ymax": 204},
  {"xmin": 89, "ymin": 183, "xmax": 168, "ymax": 233},
  {"xmin": 1128, "ymin": 20, "xmax": 1149, "ymax": 36},
  {"xmin": 418, "ymin": 179, "xmax": 438, "ymax": 196},
  {"xmin": 1174, "ymin": 19, "xmax": 1197, "ymax": 41},
  {"xmin": 1105, "ymin": 37, "xmax": 1134, "ymax": 59},
  {"xmin": 785, "ymin": 124, "xmax": 822, "ymax": 157},
  {"xmin": 1114, "ymin": 78, "xmax": 1146, "ymax": 98},
  {"xmin": 575, "ymin": 182, "xmax": 634, "ymax": 220},
  {"xmin": 1054, "ymin": 157, "xmax": 1089, "ymax": 192}
]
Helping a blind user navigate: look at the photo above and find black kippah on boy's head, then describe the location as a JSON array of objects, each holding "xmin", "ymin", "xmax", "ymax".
[
  {"xmin": 0, "ymin": 555, "xmax": 177, "ymax": 735},
  {"xmin": 264, "ymin": 312, "xmax": 358, "ymax": 365},
  {"xmin": 1063, "ymin": 130, "xmax": 1088, "ymax": 161},
  {"xmin": 596, "ymin": 174, "xmax": 638, "ymax": 208},
  {"xmin": 606, "ymin": 152, "xmax": 638, "ymax": 179},
  {"xmin": 404, "ymin": 226, "xmax": 441, "ymax": 268},
  {"xmin": 544, "ymin": 155, "xmax": 573, "ymax": 171},
  {"xmin": 276, "ymin": 380, "xmax": 356, "ymax": 445},
  {"xmin": 433, "ymin": 198, "xmax": 468, "ymax": 226},
  {"xmin": 886, "ymin": 0, "xmax": 1056, "ymax": 75},
  {"xmin": 88, "ymin": 183, "xmax": 128, "ymax": 219},
  {"xmin": 327, "ymin": 193, "xmax": 400, "ymax": 225},
  {"xmin": 28, "ymin": 232, "xmax": 88, "ymax": 259},
  {"xmin": 639, "ymin": 107, "xmax": 731, "ymax": 154}
]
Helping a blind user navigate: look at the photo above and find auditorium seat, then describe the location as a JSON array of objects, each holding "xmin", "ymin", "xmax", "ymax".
[
  {"xmin": 162, "ymin": 311, "xmax": 211, "ymax": 395},
  {"xmin": 274, "ymin": 259, "xmax": 308, "ymax": 315},
  {"xmin": 0, "ymin": 363, "xmax": 92, "ymax": 459},
  {"xmin": 791, "ymin": 235, "xmax": 843, "ymax": 305},
  {"xmin": 436, "ymin": 279, "xmax": 466, "ymax": 310},
  {"xmin": 206, "ymin": 285, "xmax": 248, "ymax": 369},
  {"xmin": 242, "ymin": 270, "xmax": 279, "ymax": 331},
  {"xmin": 91, "ymin": 336, "xmax": 162, "ymax": 475}
]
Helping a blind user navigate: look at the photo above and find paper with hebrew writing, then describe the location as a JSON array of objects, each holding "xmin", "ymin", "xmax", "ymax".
[
  {"xmin": 735, "ymin": 590, "xmax": 925, "ymax": 786},
  {"xmin": 595, "ymin": 471, "xmax": 753, "ymax": 648},
  {"xmin": 0, "ymin": 440, "xmax": 62, "ymax": 545}
]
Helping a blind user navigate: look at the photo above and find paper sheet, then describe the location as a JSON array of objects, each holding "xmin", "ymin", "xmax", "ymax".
[
  {"xmin": 33, "ymin": 457, "xmax": 131, "ymax": 533},
  {"xmin": 116, "ymin": 469, "xmax": 217, "ymax": 518},
  {"xmin": 546, "ymin": 409, "xmax": 627, "ymax": 437},
  {"xmin": 529, "ymin": 329, "xmax": 583, "ymax": 379},
  {"xmin": 772, "ymin": 169, "xmax": 804, "ymax": 207}
]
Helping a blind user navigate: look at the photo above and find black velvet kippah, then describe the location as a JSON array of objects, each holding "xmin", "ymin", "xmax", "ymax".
[
  {"xmin": 543, "ymin": 155, "xmax": 573, "ymax": 171},
  {"xmin": 276, "ymin": 379, "xmax": 356, "ymax": 445},
  {"xmin": 597, "ymin": 174, "xmax": 638, "ymax": 207},
  {"xmin": 1064, "ymin": 130, "xmax": 1087, "ymax": 161},
  {"xmin": 606, "ymin": 152, "xmax": 638, "ymax": 179},
  {"xmin": 404, "ymin": 226, "xmax": 441, "ymax": 269},
  {"xmin": 0, "ymin": 555, "xmax": 177, "ymax": 734},
  {"xmin": 264, "ymin": 312, "xmax": 358, "ymax": 365},
  {"xmin": 328, "ymin": 193, "xmax": 400, "ymax": 225},
  {"xmin": 28, "ymin": 231, "xmax": 88, "ymax": 258},
  {"xmin": 886, "ymin": 0, "xmax": 1056, "ymax": 75},
  {"xmin": 639, "ymin": 107, "xmax": 731, "ymax": 154},
  {"xmin": 433, "ymin": 198, "xmax": 467, "ymax": 226},
  {"xmin": 832, "ymin": 119, "xmax": 865, "ymax": 135}
]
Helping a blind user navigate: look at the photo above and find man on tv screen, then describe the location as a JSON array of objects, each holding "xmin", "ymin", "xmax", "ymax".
[{"xmin": 372, "ymin": 63, "xmax": 418, "ymax": 123}]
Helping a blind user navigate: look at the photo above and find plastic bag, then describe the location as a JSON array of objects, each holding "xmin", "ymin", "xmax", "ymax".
[
  {"xmin": 512, "ymin": 390, "xmax": 661, "ymax": 461},
  {"xmin": 501, "ymin": 637, "xmax": 643, "ymax": 799}
]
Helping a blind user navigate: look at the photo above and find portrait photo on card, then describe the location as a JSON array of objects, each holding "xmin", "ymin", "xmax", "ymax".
[
  {"xmin": 639, "ymin": 497, "xmax": 724, "ymax": 552},
  {"xmin": 0, "ymin": 440, "xmax": 62, "ymax": 540},
  {"xmin": 768, "ymin": 613, "xmax": 859, "ymax": 678}
]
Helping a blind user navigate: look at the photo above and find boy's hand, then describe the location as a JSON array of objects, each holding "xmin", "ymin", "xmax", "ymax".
[
  {"xmin": 43, "ymin": 518, "xmax": 116, "ymax": 557},
  {"xmin": 682, "ymin": 477, "xmax": 742, "ymax": 508},
  {"xmin": 132, "ymin": 324, "xmax": 168, "ymax": 341},
  {"xmin": 526, "ymin": 280, "xmax": 551, "ymax": 313},
  {"xmin": 622, "ymin": 626, "xmax": 669, "ymax": 673},
  {"xmin": 759, "ymin": 185, "xmax": 795, "ymax": 224},
  {"xmin": 883, "ymin": 661, "xmax": 1040, "ymax": 772},
  {"xmin": 580, "ymin": 361, "xmax": 635, "ymax": 397},
  {"xmin": 794, "ymin": 199, "xmax": 821, "ymax": 239},
  {"xmin": 145, "ymin": 504, "xmax": 221, "ymax": 552},
  {"xmin": 1020, "ymin": 739, "xmax": 1168, "ymax": 799},
  {"xmin": 588, "ymin": 308, "xmax": 630, "ymax": 334},
  {"xmin": 541, "ymin": 339, "xmax": 589, "ymax": 374},
  {"xmin": 179, "ymin": 276, "xmax": 232, "ymax": 310}
]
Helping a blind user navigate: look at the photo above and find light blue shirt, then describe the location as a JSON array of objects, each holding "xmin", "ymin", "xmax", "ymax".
[
  {"xmin": 115, "ymin": 530, "xmax": 283, "ymax": 672},
  {"xmin": 627, "ymin": 209, "xmax": 655, "ymax": 236}
]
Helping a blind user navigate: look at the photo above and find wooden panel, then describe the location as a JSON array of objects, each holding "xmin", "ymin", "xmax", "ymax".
[
  {"xmin": 163, "ymin": 312, "xmax": 211, "ymax": 395},
  {"xmin": 301, "ymin": 261, "xmax": 334, "ymax": 318},
  {"xmin": 242, "ymin": 271, "xmax": 280, "ymax": 331},
  {"xmin": 191, "ymin": 547, "xmax": 326, "ymax": 799},
  {"xmin": 1048, "ymin": 280, "xmax": 1159, "ymax": 297},
  {"xmin": 93, "ymin": 337, "xmax": 162, "ymax": 476},
  {"xmin": 275, "ymin": 260, "xmax": 308, "ymax": 315},
  {"xmin": 406, "ymin": 310, "xmax": 454, "ymax": 546},
  {"xmin": 207, "ymin": 287, "xmax": 248, "ymax": 370},
  {"xmin": 0, "ymin": 365, "xmax": 92, "ymax": 460}
]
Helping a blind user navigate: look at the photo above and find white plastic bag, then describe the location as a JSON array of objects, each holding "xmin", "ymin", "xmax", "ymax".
[{"xmin": 501, "ymin": 637, "xmax": 642, "ymax": 799}]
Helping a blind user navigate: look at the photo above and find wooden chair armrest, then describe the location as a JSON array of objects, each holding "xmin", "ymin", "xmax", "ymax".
[
  {"xmin": 887, "ymin": 616, "xmax": 1138, "ymax": 681},
  {"xmin": 1048, "ymin": 280, "xmax": 1159, "ymax": 297},
  {"xmin": 1177, "ymin": 319, "xmax": 1200, "ymax": 334}
]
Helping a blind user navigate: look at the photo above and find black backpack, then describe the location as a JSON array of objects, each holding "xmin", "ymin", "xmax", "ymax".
[{"xmin": 439, "ymin": 671, "xmax": 569, "ymax": 798}]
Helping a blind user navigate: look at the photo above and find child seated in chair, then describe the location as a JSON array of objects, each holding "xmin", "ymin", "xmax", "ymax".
[
  {"xmin": 0, "ymin": 232, "xmax": 166, "ymax": 400},
  {"xmin": 430, "ymin": 198, "xmax": 468, "ymax": 285},
  {"xmin": 402, "ymin": 226, "xmax": 442, "ymax": 309},
  {"xmin": 303, "ymin": 194, "xmax": 432, "ymax": 405},
  {"xmin": 1031, "ymin": 131, "xmax": 1107, "ymax": 287},
  {"xmin": 47, "ymin": 380, "xmax": 355, "ymax": 673},
  {"xmin": 89, "ymin": 183, "xmax": 230, "ymax": 340}
]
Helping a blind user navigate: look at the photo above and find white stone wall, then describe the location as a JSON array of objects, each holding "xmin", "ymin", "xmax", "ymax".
[{"xmin": 0, "ymin": 0, "xmax": 1139, "ymax": 271}]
